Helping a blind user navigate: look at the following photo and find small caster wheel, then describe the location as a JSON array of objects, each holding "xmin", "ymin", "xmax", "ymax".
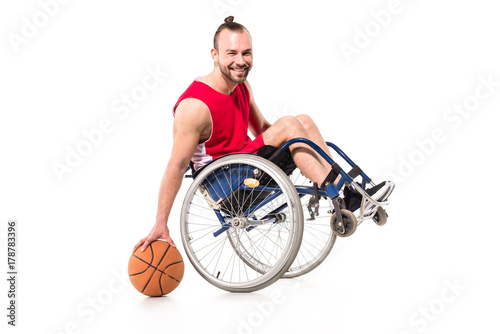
[
  {"xmin": 373, "ymin": 207, "xmax": 388, "ymax": 226},
  {"xmin": 330, "ymin": 209, "xmax": 357, "ymax": 237}
]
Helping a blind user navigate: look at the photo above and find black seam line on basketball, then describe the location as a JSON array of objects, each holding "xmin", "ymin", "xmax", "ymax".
[
  {"xmin": 157, "ymin": 270, "xmax": 181, "ymax": 289},
  {"xmin": 139, "ymin": 243, "xmax": 158, "ymax": 293},
  {"xmin": 159, "ymin": 273, "xmax": 164, "ymax": 295},
  {"xmin": 154, "ymin": 244, "xmax": 172, "ymax": 296},
  {"xmin": 159, "ymin": 270, "xmax": 181, "ymax": 284},
  {"xmin": 129, "ymin": 244, "xmax": 155, "ymax": 276},
  {"xmin": 152, "ymin": 244, "xmax": 173, "ymax": 295},
  {"xmin": 129, "ymin": 255, "xmax": 154, "ymax": 276},
  {"xmin": 129, "ymin": 244, "xmax": 161, "ymax": 274},
  {"xmin": 141, "ymin": 244, "xmax": 171, "ymax": 293},
  {"xmin": 167, "ymin": 274, "xmax": 181, "ymax": 283},
  {"xmin": 129, "ymin": 252, "xmax": 181, "ymax": 276},
  {"xmin": 156, "ymin": 260, "xmax": 184, "ymax": 276},
  {"xmin": 130, "ymin": 257, "xmax": 178, "ymax": 275},
  {"xmin": 162, "ymin": 260, "xmax": 184, "ymax": 271}
]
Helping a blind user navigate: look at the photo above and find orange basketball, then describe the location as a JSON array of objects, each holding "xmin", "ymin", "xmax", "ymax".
[{"xmin": 128, "ymin": 240, "xmax": 184, "ymax": 296}]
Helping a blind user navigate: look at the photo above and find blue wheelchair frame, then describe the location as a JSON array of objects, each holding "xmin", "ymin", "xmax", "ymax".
[{"xmin": 189, "ymin": 138, "xmax": 374, "ymax": 238}]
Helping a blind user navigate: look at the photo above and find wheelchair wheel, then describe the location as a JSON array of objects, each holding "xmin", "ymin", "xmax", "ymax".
[
  {"xmin": 281, "ymin": 169, "xmax": 337, "ymax": 278},
  {"xmin": 330, "ymin": 209, "xmax": 357, "ymax": 237},
  {"xmin": 180, "ymin": 154, "xmax": 303, "ymax": 292},
  {"xmin": 373, "ymin": 206, "xmax": 388, "ymax": 226}
]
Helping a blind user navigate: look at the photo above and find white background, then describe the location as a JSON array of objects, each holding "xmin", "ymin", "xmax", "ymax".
[{"xmin": 1, "ymin": 0, "xmax": 499, "ymax": 333}]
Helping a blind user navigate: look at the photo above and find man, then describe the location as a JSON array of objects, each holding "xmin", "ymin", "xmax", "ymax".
[{"xmin": 134, "ymin": 16, "xmax": 393, "ymax": 252}]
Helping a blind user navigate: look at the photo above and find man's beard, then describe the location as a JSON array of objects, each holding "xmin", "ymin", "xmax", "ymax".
[{"xmin": 219, "ymin": 62, "xmax": 251, "ymax": 84}]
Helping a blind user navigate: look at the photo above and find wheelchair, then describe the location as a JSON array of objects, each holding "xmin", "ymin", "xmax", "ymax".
[{"xmin": 180, "ymin": 138, "xmax": 391, "ymax": 292}]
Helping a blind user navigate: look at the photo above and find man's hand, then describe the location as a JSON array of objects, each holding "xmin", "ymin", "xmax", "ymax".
[{"xmin": 133, "ymin": 223, "xmax": 177, "ymax": 252}]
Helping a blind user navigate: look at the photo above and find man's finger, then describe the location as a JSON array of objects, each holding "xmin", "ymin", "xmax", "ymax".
[
  {"xmin": 166, "ymin": 237, "xmax": 177, "ymax": 248},
  {"xmin": 141, "ymin": 238, "xmax": 153, "ymax": 252},
  {"xmin": 133, "ymin": 238, "xmax": 146, "ymax": 252}
]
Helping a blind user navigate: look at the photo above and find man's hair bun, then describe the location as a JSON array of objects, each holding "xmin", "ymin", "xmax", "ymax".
[{"xmin": 213, "ymin": 16, "xmax": 249, "ymax": 51}]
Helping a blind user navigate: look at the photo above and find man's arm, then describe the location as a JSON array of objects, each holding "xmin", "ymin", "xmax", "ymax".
[
  {"xmin": 245, "ymin": 81, "xmax": 272, "ymax": 137},
  {"xmin": 133, "ymin": 98, "xmax": 211, "ymax": 252}
]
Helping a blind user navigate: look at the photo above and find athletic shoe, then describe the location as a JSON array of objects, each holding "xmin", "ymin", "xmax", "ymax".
[
  {"xmin": 379, "ymin": 180, "xmax": 395, "ymax": 202},
  {"xmin": 343, "ymin": 181, "xmax": 393, "ymax": 217}
]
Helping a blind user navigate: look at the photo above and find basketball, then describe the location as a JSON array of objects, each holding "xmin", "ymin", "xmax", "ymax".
[{"xmin": 128, "ymin": 240, "xmax": 184, "ymax": 296}]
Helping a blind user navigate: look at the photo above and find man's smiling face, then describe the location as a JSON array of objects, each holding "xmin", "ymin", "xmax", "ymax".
[{"xmin": 214, "ymin": 29, "xmax": 253, "ymax": 84}]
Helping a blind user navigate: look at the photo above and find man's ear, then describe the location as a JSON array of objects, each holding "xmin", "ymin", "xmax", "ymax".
[{"xmin": 211, "ymin": 48, "xmax": 218, "ymax": 63}]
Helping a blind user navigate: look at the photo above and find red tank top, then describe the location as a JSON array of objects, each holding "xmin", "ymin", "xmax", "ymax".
[{"xmin": 173, "ymin": 78, "xmax": 255, "ymax": 170}]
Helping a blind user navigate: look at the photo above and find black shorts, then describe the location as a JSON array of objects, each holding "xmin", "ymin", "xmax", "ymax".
[{"xmin": 256, "ymin": 145, "xmax": 297, "ymax": 176}]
